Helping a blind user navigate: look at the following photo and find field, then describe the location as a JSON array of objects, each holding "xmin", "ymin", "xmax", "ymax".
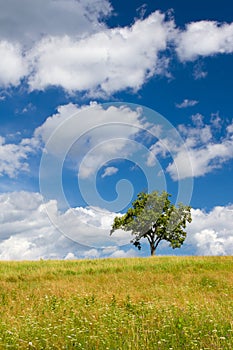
[{"xmin": 0, "ymin": 256, "xmax": 232, "ymax": 349}]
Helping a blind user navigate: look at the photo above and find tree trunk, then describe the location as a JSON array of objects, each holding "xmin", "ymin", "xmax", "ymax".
[{"xmin": 150, "ymin": 244, "xmax": 156, "ymax": 256}]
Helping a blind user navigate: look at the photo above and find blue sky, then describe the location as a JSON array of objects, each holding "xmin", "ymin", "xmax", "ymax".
[{"xmin": 0, "ymin": 0, "xmax": 233, "ymax": 259}]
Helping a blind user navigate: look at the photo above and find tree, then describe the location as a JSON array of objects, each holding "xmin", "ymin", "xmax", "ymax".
[{"xmin": 110, "ymin": 191, "xmax": 192, "ymax": 256}]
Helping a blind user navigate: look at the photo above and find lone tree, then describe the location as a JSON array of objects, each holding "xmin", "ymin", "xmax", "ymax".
[{"xmin": 110, "ymin": 191, "xmax": 192, "ymax": 256}]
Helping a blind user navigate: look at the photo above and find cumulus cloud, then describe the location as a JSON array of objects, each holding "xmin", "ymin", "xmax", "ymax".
[
  {"xmin": 176, "ymin": 99, "xmax": 199, "ymax": 109},
  {"xmin": 0, "ymin": 4, "xmax": 159, "ymax": 95},
  {"xmin": 34, "ymin": 102, "xmax": 142, "ymax": 149},
  {"xmin": 0, "ymin": 136, "xmax": 37, "ymax": 178},
  {"xmin": 0, "ymin": 192, "xmax": 56, "ymax": 239},
  {"xmin": 176, "ymin": 20, "xmax": 233, "ymax": 61},
  {"xmin": 0, "ymin": 0, "xmax": 111, "ymax": 45},
  {"xmin": 27, "ymin": 11, "xmax": 174, "ymax": 94},
  {"xmin": 54, "ymin": 205, "xmax": 131, "ymax": 247},
  {"xmin": 167, "ymin": 139, "xmax": 233, "ymax": 180},
  {"xmin": 0, "ymin": 41, "xmax": 27, "ymax": 87},
  {"xmin": 168, "ymin": 119, "xmax": 233, "ymax": 180},
  {"xmin": 0, "ymin": 191, "xmax": 132, "ymax": 260},
  {"xmin": 0, "ymin": 3, "xmax": 233, "ymax": 93},
  {"xmin": 187, "ymin": 206, "xmax": 233, "ymax": 255},
  {"xmin": 2, "ymin": 101, "xmax": 232, "ymax": 185},
  {"xmin": 0, "ymin": 0, "xmax": 112, "ymax": 90},
  {"xmin": 109, "ymin": 248, "xmax": 138, "ymax": 258},
  {"xmin": 147, "ymin": 115, "xmax": 233, "ymax": 180},
  {"xmin": 0, "ymin": 7, "xmax": 174, "ymax": 93},
  {"xmin": 35, "ymin": 102, "xmax": 144, "ymax": 181},
  {"xmin": 0, "ymin": 191, "xmax": 232, "ymax": 259}
]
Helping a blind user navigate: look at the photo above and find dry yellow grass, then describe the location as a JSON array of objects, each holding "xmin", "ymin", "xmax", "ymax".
[{"xmin": 0, "ymin": 256, "xmax": 232, "ymax": 349}]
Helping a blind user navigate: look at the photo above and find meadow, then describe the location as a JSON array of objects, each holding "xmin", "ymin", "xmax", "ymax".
[{"xmin": 0, "ymin": 256, "xmax": 232, "ymax": 349}]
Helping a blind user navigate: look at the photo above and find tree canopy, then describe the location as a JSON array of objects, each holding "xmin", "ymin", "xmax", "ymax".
[{"xmin": 110, "ymin": 191, "xmax": 192, "ymax": 256}]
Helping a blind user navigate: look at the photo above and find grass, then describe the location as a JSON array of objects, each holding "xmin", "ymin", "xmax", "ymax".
[{"xmin": 0, "ymin": 256, "xmax": 232, "ymax": 349}]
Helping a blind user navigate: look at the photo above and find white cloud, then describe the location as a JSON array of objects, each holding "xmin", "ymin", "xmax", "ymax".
[
  {"xmin": 33, "ymin": 103, "xmax": 79, "ymax": 146},
  {"xmin": 0, "ymin": 5, "xmax": 233, "ymax": 94},
  {"xmin": 167, "ymin": 121, "xmax": 233, "ymax": 180},
  {"xmin": 146, "ymin": 137, "xmax": 173, "ymax": 167},
  {"xmin": 136, "ymin": 4, "xmax": 148, "ymax": 19},
  {"xmin": 227, "ymin": 122, "xmax": 233, "ymax": 134},
  {"xmin": 147, "ymin": 116, "xmax": 233, "ymax": 180},
  {"xmin": 64, "ymin": 252, "xmax": 76, "ymax": 260},
  {"xmin": 101, "ymin": 166, "xmax": 119, "ymax": 178},
  {"xmin": 109, "ymin": 248, "xmax": 138, "ymax": 258},
  {"xmin": 0, "ymin": 41, "xmax": 27, "ymax": 87},
  {"xmin": 55, "ymin": 205, "xmax": 131, "ymax": 247},
  {"xmin": 0, "ymin": 191, "xmax": 232, "ymax": 259},
  {"xmin": 193, "ymin": 62, "xmax": 208, "ymax": 80},
  {"xmin": 0, "ymin": 136, "xmax": 36, "ymax": 178},
  {"xmin": 176, "ymin": 20, "xmax": 233, "ymax": 61},
  {"xmin": 187, "ymin": 206, "xmax": 233, "ymax": 255},
  {"xmin": 82, "ymin": 249, "xmax": 100, "ymax": 259},
  {"xmin": 0, "ymin": 7, "xmax": 174, "ymax": 94},
  {"xmin": 0, "ymin": 191, "xmax": 56, "ymax": 240},
  {"xmin": 27, "ymin": 11, "xmax": 174, "ymax": 94},
  {"xmin": 176, "ymin": 99, "xmax": 199, "ymax": 108},
  {"xmin": 191, "ymin": 113, "xmax": 205, "ymax": 128},
  {"xmin": 167, "ymin": 139, "xmax": 233, "ymax": 180},
  {"xmin": 35, "ymin": 102, "xmax": 144, "ymax": 180},
  {"xmin": 2, "ymin": 101, "xmax": 232, "ymax": 184},
  {"xmin": 0, "ymin": 191, "xmax": 131, "ymax": 260},
  {"xmin": 0, "ymin": 0, "xmax": 111, "ymax": 45}
]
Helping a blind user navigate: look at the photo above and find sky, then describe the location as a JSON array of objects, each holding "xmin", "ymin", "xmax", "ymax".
[{"xmin": 0, "ymin": 0, "xmax": 233, "ymax": 260}]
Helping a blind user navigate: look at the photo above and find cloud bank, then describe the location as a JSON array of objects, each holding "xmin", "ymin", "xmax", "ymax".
[
  {"xmin": 0, "ymin": 3, "xmax": 233, "ymax": 94},
  {"xmin": 0, "ymin": 191, "xmax": 133, "ymax": 260},
  {"xmin": 0, "ymin": 191, "xmax": 232, "ymax": 260}
]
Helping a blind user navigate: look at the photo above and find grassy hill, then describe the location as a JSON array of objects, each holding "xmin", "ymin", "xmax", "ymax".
[{"xmin": 0, "ymin": 256, "xmax": 232, "ymax": 349}]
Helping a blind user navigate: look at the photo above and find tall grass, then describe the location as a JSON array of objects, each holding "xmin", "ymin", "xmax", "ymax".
[{"xmin": 0, "ymin": 256, "xmax": 232, "ymax": 349}]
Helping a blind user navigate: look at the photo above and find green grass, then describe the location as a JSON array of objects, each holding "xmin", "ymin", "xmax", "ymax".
[{"xmin": 0, "ymin": 256, "xmax": 232, "ymax": 349}]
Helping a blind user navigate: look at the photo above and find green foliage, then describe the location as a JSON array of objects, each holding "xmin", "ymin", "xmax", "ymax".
[{"xmin": 111, "ymin": 191, "xmax": 192, "ymax": 255}]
